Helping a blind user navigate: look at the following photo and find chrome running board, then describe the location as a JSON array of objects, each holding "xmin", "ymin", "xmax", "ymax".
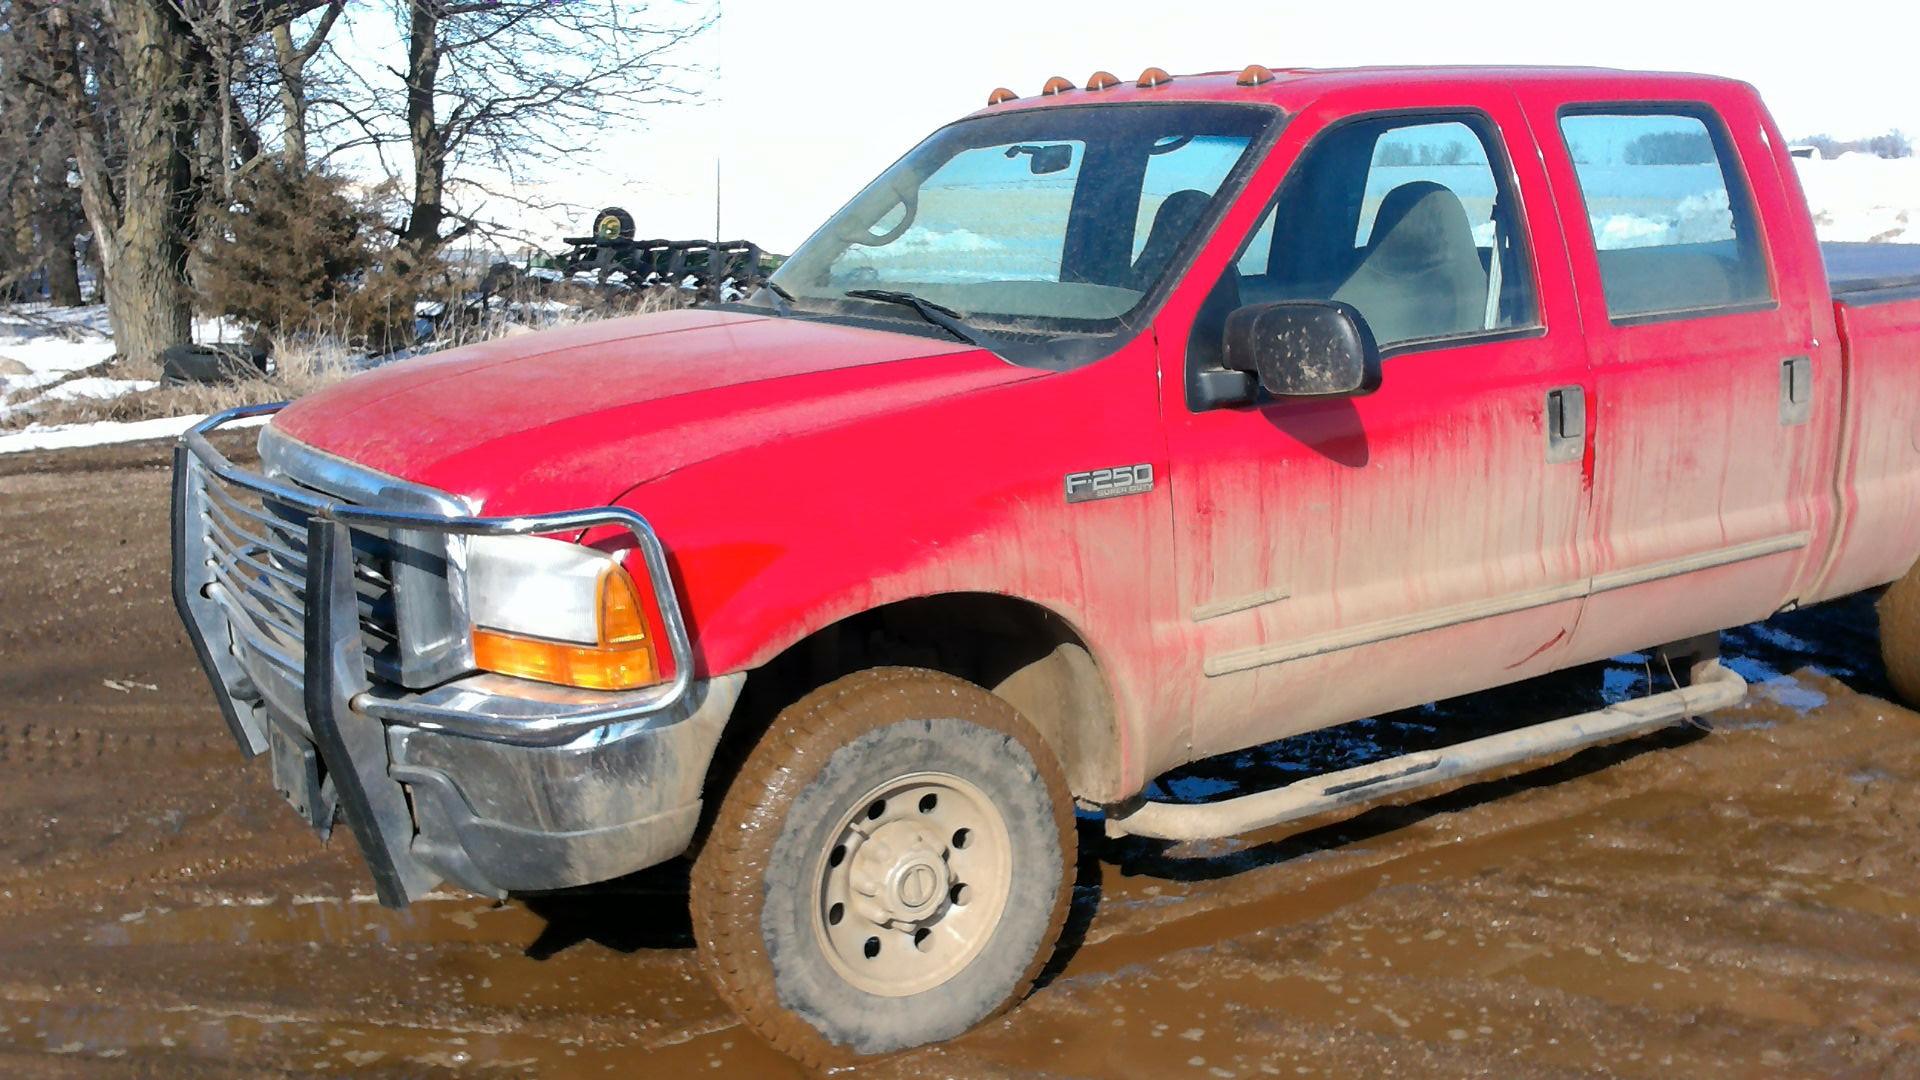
[{"xmin": 1105, "ymin": 660, "xmax": 1747, "ymax": 842}]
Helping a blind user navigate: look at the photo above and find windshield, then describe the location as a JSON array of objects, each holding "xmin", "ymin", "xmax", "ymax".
[{"xmin": 771, "ymin": 103, "xmax": 1276, "ymax": 333}]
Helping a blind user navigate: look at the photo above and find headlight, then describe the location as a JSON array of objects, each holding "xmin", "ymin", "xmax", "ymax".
[{"xmin": 465, "ymin": 535, "xmax": 660, "ymax": 691}]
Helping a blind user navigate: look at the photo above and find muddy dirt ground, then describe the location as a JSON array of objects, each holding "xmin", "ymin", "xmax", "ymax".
[{"xmin": 2, "ymin": 439, "xmax": 1918, "ymax": 1078}]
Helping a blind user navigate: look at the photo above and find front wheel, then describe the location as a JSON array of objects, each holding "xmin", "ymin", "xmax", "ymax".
[{"xmin": 691, "ymin": 668, "xmax": 1075, "ymax": 1067}]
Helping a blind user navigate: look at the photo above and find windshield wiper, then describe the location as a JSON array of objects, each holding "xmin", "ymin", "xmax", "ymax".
[
  {"xmin": 754, "ymin": 280, "xmax": 795, "ymax": 316},
  {"xmin": 842, "ymin": 289, "xmax": 1008, "ymax": 355}
]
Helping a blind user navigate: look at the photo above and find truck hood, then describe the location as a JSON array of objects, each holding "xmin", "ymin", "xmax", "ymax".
[{"xmin": 272, "ymin": 308, "xmax": 1042, "ymax": 512}]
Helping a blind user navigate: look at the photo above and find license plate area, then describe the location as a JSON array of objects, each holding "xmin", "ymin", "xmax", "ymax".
[{"xmin": 268, "ymin": 722, "xmax": 338, "ymax": 837}]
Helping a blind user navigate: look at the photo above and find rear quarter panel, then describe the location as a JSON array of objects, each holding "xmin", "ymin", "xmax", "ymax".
[{"xmin": 1813, "ymin": 295, "xmax": 1920, "ymax": 599}]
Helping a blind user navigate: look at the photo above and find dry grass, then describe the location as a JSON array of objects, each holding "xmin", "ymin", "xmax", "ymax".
[
  {"xmin": 1, "ymin": 285, "xmax": 690, "ymax": 432},
  {"xmin": 5, "ymin": 335, "xmax": 359, "ymax": 430}
]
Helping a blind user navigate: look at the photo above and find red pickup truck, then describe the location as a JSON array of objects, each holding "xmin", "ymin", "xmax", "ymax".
[{"xmin": 173, "ymin": 64, "xmax": 1920, "ymax": 1065}]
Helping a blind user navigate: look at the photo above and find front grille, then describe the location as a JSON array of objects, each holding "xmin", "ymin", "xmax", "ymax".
[
  {"xmin": 187, "ymin": 426, "xmax": 476, "ymax": 700},
  {"xmin": 197, "ymin": 471, "xmax": 403, "ymax": 683}
]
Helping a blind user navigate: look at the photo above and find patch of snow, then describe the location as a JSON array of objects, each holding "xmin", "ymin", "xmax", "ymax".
[
  {"xmin": 0, "ymin": 303, "xmax": 113, "ymax": 341},
  {"xmin": 1798, "ymin": 155, "xmax": 1920, "ymax": 244},
  {"xmin": 0, "ymin": 303, "xmax": 119, "ymax": 398},
  {"xmin": 193, "ymin": 315, "xmax": 250, "ymax": 345},
  {"xmin": 0, "ymin": 413, "xmax": 267, "ymax": 456},
  {"xmin": 36, "ymin": 376, "xmax": 159, "ymax": 403},
  {"xmin": 0, "ymin": 338, "xmax": 120, "ymax": 396},
  {"xmin": 1589, "ymin": 189, "xmax": 1737, "ymax": 251}
]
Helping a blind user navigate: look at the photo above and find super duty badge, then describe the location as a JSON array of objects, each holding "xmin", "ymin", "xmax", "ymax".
[{"xmin": 1065, "ymin": 464, "xmax": 1154, "ymax": 503}]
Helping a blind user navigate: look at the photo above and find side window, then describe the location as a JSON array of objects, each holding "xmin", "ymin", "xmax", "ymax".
[
  {"xmin": 1558, "ymin": 109, "xmax": 1772, "ymax": 320},
  {"xmin": 1222, "ymin": 114, "xmax": 1538, "ymax": 350}
]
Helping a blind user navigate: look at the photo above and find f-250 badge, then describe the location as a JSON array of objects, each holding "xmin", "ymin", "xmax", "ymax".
[{"xmin": 1065, "ymin": 464, "xmax": 1154, "ymax": 503}]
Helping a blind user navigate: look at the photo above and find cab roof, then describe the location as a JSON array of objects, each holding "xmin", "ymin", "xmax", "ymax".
[{"xmin": 970, "ymin": 64, "xmax": 1750, "ymax": 118}]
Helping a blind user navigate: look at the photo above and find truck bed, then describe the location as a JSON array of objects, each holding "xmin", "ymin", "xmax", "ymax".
[{"xmin": 1824, "ymin": 242, "xmax": 1920, "ymax": 304}]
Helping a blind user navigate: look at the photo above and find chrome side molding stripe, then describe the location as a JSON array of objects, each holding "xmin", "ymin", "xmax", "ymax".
[
  {"xmin": 1587, "ymin": 531, "xmax": 1812, "ymax": 594},
  {"xmin": 1202, "ymin": 531, "xmax": 1812, "ymax": 678},
  {"xmin": 1191, "ymin": 586, "xmax": 1292, "ymax": 622}
]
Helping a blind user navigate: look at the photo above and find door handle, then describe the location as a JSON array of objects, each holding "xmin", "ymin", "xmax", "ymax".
[
  {"xmin": 1780, "ymin": 356, "xmax": 1812, "ymax": 426},
  {"xmin": 1546, "ymin": 385, "xmax": 1585, "ymax": 464}
]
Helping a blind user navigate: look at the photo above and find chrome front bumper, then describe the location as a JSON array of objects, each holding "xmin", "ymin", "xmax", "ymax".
[{"xmin": 171, "ymin": 403, "xmax": 737, "ymax": 906}]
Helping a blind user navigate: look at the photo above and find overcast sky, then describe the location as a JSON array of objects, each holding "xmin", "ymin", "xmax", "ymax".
[{"xmin": 515, "ymin": 0, "xmax": 1920, "ymax": 254}]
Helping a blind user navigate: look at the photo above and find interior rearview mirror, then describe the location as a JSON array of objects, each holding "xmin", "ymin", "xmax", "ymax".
[
  {"xmin": 1222, "ymin": 300, "xmax": 1383, "ymax": 399},
  {"xmin": 1004, "ymin": 143, "xmax": 1075, "ymax": 175}
]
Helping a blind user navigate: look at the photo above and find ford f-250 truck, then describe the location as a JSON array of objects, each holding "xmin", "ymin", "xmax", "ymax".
[{"xmin": 172, "ymin": 65, "xmax": 1920, "ymax": 1065}]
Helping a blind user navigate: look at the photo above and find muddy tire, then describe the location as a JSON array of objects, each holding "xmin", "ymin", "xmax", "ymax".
[
  {"xmin": 1881, "ymin": 564, "xmax": 1920, "ymax": 706},
  {"xmin": 691, "ymin": 668, "xmax": 1075, "ymax": 1068}
]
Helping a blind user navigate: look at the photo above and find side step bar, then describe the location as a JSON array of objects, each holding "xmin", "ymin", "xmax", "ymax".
[{"xmin": 1105, "ymin": 660, "xmax": 1747, "ymax": 842}]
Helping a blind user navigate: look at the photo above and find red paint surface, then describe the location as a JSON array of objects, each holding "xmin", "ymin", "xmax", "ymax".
[{"xmin": 270, "ymin": 69, "xmax": 1920, "ymax": 801}]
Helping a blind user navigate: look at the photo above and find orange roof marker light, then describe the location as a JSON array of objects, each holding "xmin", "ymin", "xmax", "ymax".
[
  {"xmin": 1041, "ymin": 75, "xmax": 1077, "ymax": 96},
  {"xmin": 987, "ymin": 86, "xmax": 1019, "ymax": 106},
  {"xmin": 1086, "ymin": 70, "xmax": 1121, "ymax": 91},
  {"xmin": 1237, "ymin": 63, "xmax": 1277, "ymax": 87},
  {"xmin": 1136, "ymin": 66, "xmax": 1173, "ymax": 89}
]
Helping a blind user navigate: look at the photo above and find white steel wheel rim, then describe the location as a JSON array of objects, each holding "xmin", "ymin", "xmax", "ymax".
[{"xmin": 810, "ymin": 770, "xmax": 1014, "ymax": 998}]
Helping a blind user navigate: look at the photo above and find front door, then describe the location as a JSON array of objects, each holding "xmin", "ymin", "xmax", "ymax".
[{"xmin": 1159, "ymin": 87, "xmax": 1595, "ymax": 759}]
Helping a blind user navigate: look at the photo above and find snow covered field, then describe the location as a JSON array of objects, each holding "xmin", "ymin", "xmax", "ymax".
[
  {"xmin": 1797, "ymin": 153, "xmax": 1919, "ymax": 243},
  {"xmin": 1, "ymin": 155, "xmax": 1915, "ymax": 454}
]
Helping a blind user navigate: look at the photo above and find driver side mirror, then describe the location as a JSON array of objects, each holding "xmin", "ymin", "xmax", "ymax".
[{"xmin": 1222, "ymin": 300, "xmax": 1383, "ymax": 399}]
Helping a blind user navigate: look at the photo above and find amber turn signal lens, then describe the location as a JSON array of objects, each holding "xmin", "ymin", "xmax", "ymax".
[
  {"xmin": 472, "ymin": 629, "xmax": 658, "ymax": 691},
  {"xmin": 471, "ymin": 561, "xmax": 660, "ymax": 691}
]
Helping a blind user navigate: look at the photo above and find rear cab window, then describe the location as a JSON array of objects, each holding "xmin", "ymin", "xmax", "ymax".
[{"xmin": 1557, "ymin": 107, "xmax": 1774, "ymax": 322}]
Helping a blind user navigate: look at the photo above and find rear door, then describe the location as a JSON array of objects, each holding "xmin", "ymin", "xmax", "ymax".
[
  {"xmin": 1156, "ymin": 83, "xmax": 1594, "ymax": 760},
  {"xmin": 1522, "ymin": 84, "xmax": 1841, "ymax": 663}
]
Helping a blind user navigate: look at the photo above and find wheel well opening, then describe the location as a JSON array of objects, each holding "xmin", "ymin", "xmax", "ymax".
[{"xmin": 699, "ymin": 594, "xmax": 1121, "ymax": 841}]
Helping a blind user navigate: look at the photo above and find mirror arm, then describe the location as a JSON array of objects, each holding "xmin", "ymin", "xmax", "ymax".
[{"xmin": 1192, "ymin": 366, "xmax": 1258, "ymax": 410}]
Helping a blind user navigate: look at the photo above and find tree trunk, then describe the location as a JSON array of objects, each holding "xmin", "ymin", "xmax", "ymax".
[
  {"xmin": 103, "ymin": 0, "xmax": 199, "ymax": 364},
  {"xmin": 399, "ymin": 0, "xmax": 445, "ymax": 267},
  {"xmin": 37, "ymin": 137, "xmax": 84, "ymax": 307},
  {"xmin": 5, "ymin": 181, "xmax": 32, "ymax": 298},
  {"xmin": 272, "ymin": 22, "xmax": 309, "ymax": 174},
  {"xmin": 37, "ymin": 5, "xmax": 120, "ymax": 289}
]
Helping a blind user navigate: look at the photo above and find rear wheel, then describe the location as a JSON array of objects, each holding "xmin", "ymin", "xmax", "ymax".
[
  {"xmin": 1881, "ymin": 564, "xmax": 1920, "ymax": 706},
  {"xmin": 691, "ymin": 668, "xmax": 1075, "ymax": 1068}
]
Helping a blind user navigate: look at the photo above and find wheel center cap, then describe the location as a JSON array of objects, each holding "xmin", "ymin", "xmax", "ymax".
[
  {"xmin": 852, "ymin": 821, "xmax": 950, "ymax": 923},
  {"xmin": 898, "ymin": 862, "xmax": 939, "ymax": 909}
]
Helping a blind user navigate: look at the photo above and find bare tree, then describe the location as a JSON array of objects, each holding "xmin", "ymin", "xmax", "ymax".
[
  {"xmin": 5, "ymin": 0, "xmax": 702, "ymax": 358},
  {"xmin": 351, "ymin": 1, "xmax": 708, "ymax": 266},
  {"xmin": 0, "ymin": 6, "xmax": 41, "ymax": 299},
  {"xmin": 0, "ymin": 4, "xmax": 82, "ymax": 304},
  {"xmin": 269, "ymin": 0, "xmax": 342, "ymax": 173},
  {"xmin": 19, "ymin": 0, "xmax": 201, "ymax": 362},
  {"xmin": 15, "ymin": 0, "xmax": 329, "ymax": 359},
  {"xmin": 34, "ymin": 123, "xmax": 85, "ymax": 305}
]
